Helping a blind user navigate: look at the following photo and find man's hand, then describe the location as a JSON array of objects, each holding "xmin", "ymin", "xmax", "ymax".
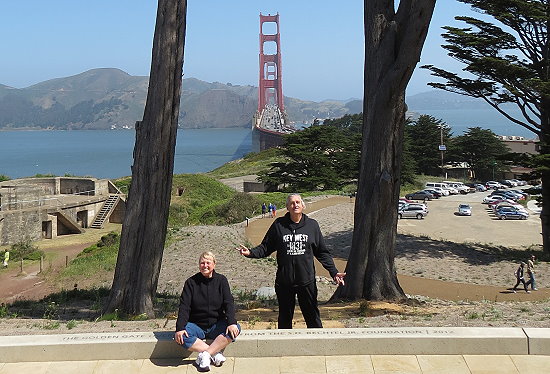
[
  {"xmin": 236, "ymin": 244, "xmax": 251, "ymax": 257},
  {"xmin": 333, "ymin": 272, "xmax": 346, "ymax": 286},
  {"xmin": 174, "ymin": 330, "xmax": 189, "ymax": 345},
  {"xmin": 226, "ymin": 324, "xmax": 240, "ymax": 339}
]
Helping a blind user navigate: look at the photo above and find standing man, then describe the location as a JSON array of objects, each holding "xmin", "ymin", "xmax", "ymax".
[
  {"xmin": 237, "ymin": 193, "xmax": 345, "ymax": 328},
  {"xmin": 527, "ymin": 254, "xmax": 538, "ymax": 291}
]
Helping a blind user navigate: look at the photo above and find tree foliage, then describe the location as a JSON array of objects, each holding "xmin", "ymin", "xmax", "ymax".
[
  {"xmin": 405, "ymin": 115, "xmax": 452, "ymax": 176},
  {"xmin": 422, "ymin": 0, "xmax": 549, "ymax": 134},
  {"xmin": 448, "ymin": 127, "xmax": 510, "ymax": 180},
  {"xmin": 259, "ymin": 118, "xmax": 361, "ymax": 191},
  {"xmin": 422, "ymin": 0, "xmax": 550, "ymax": 253}
]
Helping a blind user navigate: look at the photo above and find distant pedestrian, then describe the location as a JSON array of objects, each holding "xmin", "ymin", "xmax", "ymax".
[
  {"xmin": 526, "ymin": 254, "xmax": 538, "ymax": 291},
  {"xmin": 268, "ymin": 203, "xmax": 273, "ymax": 218},
  {"xmin": 272, "ymin": 204, "xmax": 277, "ymax": 218},
  {"xmin": 512, "ymin": 262, "xmax": 530, "ymax": 293},
  {"xmin": 2, "ymin": 250, "xmax": 8, "ymax": 268},
  {"xmin": 261, "ymin": 203, "xmax": 267, "ymax": 218}
]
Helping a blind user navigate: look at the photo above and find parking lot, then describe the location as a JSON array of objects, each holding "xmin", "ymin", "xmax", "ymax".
[{"xmin": 398, "ymin": 192, "xmax": 542, "ymax": 248}]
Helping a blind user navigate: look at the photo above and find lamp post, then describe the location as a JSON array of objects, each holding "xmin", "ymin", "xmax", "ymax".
[{"xmin": 438, "ymin": 125, "xmax": 446, "ymax": 179}]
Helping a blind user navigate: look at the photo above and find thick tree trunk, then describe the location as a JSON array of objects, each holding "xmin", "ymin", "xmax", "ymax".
[
  {"xmin": 105, "ymin": 0, "xmax": 187, "ymax": 316},
  {"xmin": 332, "ymin": 0, "xmax": 435, "ymax": 301}
]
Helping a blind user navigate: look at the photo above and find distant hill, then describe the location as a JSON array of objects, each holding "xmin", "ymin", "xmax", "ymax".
[
  {"xmin": 1, "ymin": 69, "xmax": 506, "ymax": 130},
  {"xmin": 0, "ymin": 69, "xmax": 363, "ymax": 130}
]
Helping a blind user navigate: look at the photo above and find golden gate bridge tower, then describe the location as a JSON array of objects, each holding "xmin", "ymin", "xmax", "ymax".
[{"xmin": 252, "ymin": 13, "xmax": 295, "ymax": 152}]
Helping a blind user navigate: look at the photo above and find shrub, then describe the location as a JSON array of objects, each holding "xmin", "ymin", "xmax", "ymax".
[{"xmin": 9, "ymin": 239, "xmax": 44, "ymax": 261}]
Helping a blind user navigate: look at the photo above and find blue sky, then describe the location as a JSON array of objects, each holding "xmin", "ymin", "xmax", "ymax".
[{"xmin": 0, "ymin": 1, "xmax": 475, "ymax": 102}]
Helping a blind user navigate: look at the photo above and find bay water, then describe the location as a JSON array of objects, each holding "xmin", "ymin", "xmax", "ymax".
[
  {"xmin": 0, "ymin": 128, "xmax": 252, "ymax": 179},
  {"xmin": 0, "ymin": 108, "xmax": 538, "ymax": 180}
]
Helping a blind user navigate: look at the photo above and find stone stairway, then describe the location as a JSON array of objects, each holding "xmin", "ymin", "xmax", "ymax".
[{"xmin": 90, "ymin": 195, "xmax": 119, "ymax": 229}]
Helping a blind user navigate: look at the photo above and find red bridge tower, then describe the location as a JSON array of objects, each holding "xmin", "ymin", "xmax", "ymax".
[{"xmin": 258, "ymin": 13, "xmax": 285, "ymax": 112}]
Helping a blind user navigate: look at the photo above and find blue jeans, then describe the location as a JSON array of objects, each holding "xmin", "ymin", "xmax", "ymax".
[
  {"xmin": 181, "ymin": 320, "xmax": 241, "ymax": 349},
  {"xmin": 527, "ymin": 272, "xmax": 536, "ymax": 290}
]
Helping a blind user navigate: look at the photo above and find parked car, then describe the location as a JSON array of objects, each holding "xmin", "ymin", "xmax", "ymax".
[
  {"xmin": 425, "ymin": 182, "xmax": 450, "ymax": 196},
  {"xmin": 443, "ymin": 181, "xmax": 471, "ymax": 194},
  {"xmin": 509, "ymin": 189, "xmax": 529, "ymax": 198},
  {"xmin": 500, "ymin": 179, "xmax": 518, "ymax": 187},
  {"xmin": 398, "ymin": 204, "xmax": 429, "ymax": 219},
  {"xmin": 496, "ymin": 206, "xmax": 529, "ymax": 220},
  {"xmin": 511, "ymin": 179, "xmax": 527, "ymax": 186},
  {"xmin": 423, "ymin": 188, "xmax": 442, "ymax": 198},
  {"xmin": 524, "ymin": 185, "xmax": 542, "ymax": 195},
  {"xmin": 483, "ymin": 195, "xmax": 506, "ymax": 204},
  {"xmin": 457, "ymin": 204, "xmax": 472, "ymax": 216},
  {"xmin": 486, "ymin": 181, "xmax": 506, "ymax": 190},
  {"xmin": 405, "ymin": 191, "xmax": 434, "ymax": 202},
  {"xmin": 488, "ymin": 198, "xmax": 519, "ymax": 208},
  {"xmin": 464, "ymin": 183, "xmax": 479, "ymax": 193},
  {"xmin": 490, "ymin": 190, "xmax": 522, "ymax": 201},
  {"xmin": 492, "ymin": 201, "xmax": 528, "ymax": 213},
  {"xmin": 473, "ymin": 183, "xmax": 487, "ymax": 192}
]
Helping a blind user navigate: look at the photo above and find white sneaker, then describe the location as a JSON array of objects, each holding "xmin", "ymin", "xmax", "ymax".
[
  {"xmin": 195, "ymin": 351, "xmax": 211, "ymax": 371},
  {"xmin": 212, "ymin": 352, "xmax": 226, "ymax": 367}
]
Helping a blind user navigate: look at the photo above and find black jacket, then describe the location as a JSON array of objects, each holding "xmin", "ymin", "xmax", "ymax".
[
  {"xmin": 249, "ymin": 212, "xmax": 338, "ymax": 287},
  {"xmin": 175, "ymin": 271, "xmax": 237, "ymax": 331}
]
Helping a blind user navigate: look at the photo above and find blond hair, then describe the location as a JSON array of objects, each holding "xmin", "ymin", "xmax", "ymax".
[
  {"xmin": 286, "ymin": 193, "xmax": 306, "ymax": 209},
  {"xmin": 199, "ymin": 251, "xmax": 216, "ymax": 263}
]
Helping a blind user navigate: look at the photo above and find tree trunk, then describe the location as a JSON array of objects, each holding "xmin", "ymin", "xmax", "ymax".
[
  {"xmin": 105, "ymin": 0, "xmax": 187, "ymax": 316},
  {"xmin": 540, "ymin": 102, "xmax": 550, "ymax": 254},
  {"xmin": 332, "ymin": 0, "xmax": 435, "ymax": 301}
]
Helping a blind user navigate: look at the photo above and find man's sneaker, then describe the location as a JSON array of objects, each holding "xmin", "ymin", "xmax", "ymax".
[
  {"xmin": 212, "ymin": 352, "xmax": 226, "ymax": 367},
  {"xmin": 533, "ymin": 288, "xmax": 538, "ymax": 291},
  {"xmin": 195, "ymin": 351, "xmax": 211, "ymax": 371}
]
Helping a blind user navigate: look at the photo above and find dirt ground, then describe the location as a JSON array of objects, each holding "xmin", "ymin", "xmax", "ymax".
[{"xmin": 0, "ymin": 193, "xmax": 548, "ymax": 335}]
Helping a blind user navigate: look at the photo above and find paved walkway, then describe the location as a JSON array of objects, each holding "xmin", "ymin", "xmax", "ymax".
[{"xmin": 1, "ymin": 354, "xmax": 549, "ymax": 373}]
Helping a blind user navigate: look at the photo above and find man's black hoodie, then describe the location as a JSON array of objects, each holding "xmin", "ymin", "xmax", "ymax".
[{"xmin": 249, "ymin": 212, "xmax": 338, "ymax": 287}]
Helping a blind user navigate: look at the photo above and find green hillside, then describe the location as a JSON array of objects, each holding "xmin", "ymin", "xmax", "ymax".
[{"xmin": 0, "ymin": 68, "xmax": 360, "ymax": 130}]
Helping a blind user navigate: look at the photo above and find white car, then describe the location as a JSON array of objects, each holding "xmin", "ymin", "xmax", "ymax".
[
  {"xmin": 431, "ymin": 186, "xmax": 448, "ymax": 196},
  {"xmin": 486, "ymin": 181, "xmax": 505, "ymax": 189},
  {"xmin": 483, "ymin": 195, "xmax": 506, "ymax": 204}
]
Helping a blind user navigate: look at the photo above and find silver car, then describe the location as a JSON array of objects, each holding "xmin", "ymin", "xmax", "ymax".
[
  {"xmin": 398, "ymin": 205, "xmax": 428, "ymax": 219},
  {"xmin": 457, "ymin": 204, "xmax": 472, "ymax": 216}
]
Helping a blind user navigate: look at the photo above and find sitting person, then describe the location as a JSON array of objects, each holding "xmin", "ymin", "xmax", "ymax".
[{"xmin": 174, "ymin": 251, "xmax": 241, "ymax": 371}]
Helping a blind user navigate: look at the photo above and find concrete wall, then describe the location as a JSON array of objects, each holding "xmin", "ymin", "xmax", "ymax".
[
  {"xmin": 0, "ymin": 210, "xmax": 42, "ymax": 245},
  {"xmin": 94, "ymin": 180, "xmax": 110, "ymax": 196},
  {"xmin": 110, "ymin": 199, "xmax": 125, "ymax": 224},
  {"xmin": 0, "ymin": 185, "xmax": 43, "ymax": 210},
  {"xmin": 59, "ymin": 178, "xmax": 96, "ymax": 195},
  {"xmin": 244, "ymin": 181, "xmax": 265, "ymax": 192}
]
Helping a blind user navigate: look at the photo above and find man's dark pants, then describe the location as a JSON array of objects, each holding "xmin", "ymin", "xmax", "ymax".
[{"xmin": 275, "ymin": 282, "xmax": 322, "ymax": 329}]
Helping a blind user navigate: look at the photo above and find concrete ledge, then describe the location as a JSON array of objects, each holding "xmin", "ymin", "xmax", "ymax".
[
  {"xmin": 227, "ymin": 327, "xmax": 528, "ymax": 357},
  {"xmin": 524, "ymin": 328, "xmax": 550, "ymax": 355},
  {"xmin": 0, "ymin": 328, "xmax": 534, "ymax": 363}
]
